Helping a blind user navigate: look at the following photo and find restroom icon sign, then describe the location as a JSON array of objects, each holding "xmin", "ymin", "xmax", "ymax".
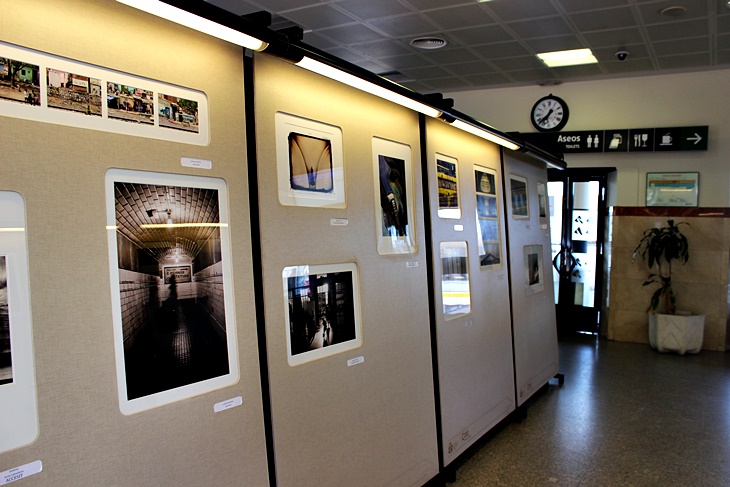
[{"xmin": 606, "ymin": 129, "xmax": 629, "ymax": 151}]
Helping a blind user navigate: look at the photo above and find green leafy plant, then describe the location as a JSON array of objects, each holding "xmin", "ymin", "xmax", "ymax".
[{"xmin": 632, "ymin": 219, "xmax": 690, "ymax": 314}]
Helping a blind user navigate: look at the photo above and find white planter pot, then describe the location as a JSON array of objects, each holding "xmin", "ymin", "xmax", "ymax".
[{"xmin": 648, "ymin": 312, "xmax": 705, "ymax": 355}]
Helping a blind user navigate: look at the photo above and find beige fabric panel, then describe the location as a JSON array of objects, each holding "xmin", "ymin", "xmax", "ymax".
[
  {"xmin": 502, "ymin": 150, "xmax": 559, "ymax": 407},
  {"xmin": 253, "ymin": 54, "xmax": 439, "ymax": 487},
  {"xmin": 424, "ymin": 119, "xmax": 515, "ymax": 465},
  {"xmin": 0, "ymin": 1, "xmax": 268, "ymax": 485}
]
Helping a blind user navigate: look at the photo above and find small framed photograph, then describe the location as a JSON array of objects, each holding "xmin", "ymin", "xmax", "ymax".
[
  {"xmin": 537, "ymin": 181, "xmax": 548, "ymax": 228},
  {"xmin": 107, "ymin": 82, "xmax": 154, "ymax": 125},
  {"xmin": 47, "ymin": 68, "xmax": 102, "ymax": 116},
  {"xmin": 646, "ymin": 172, "xmax": 699, "ymax": 207},
  {"xmin": 475, "ymin": 166, "xmax": 501, "ymax": 269},
  {"xmin": 0, "ymin": 57, "xmax": 40, "ymax": 106},
  {"xmin": 282, "ymin": 263, "xmax": 362, "ymax": 366},
  {"xmin": 372, "ymin": 137, "xmax": 417, "ymax": 254},
  {"xmin": 275, "ymin": 112, "xmax": 345, "ymax": 208},
  {"xmin": 440, "ymin": 241, "xmax": 472, "ymax": 320},
  {"xmin": 436, "ymin": 153, "xmax": 460, "ymax": 219},
  {"xmin": 523, "ymin": 245, "xmax": 544, "ymax": 294},
  {"xmin": 510, "ymin": 174, "xmax": 529, "ymax": 219},
  {"xmin": 105, "ymin": 169, "xmax": 239, "ymax": 415}
]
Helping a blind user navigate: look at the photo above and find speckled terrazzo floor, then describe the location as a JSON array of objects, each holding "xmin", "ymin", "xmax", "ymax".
[{"xmin": 448, "ymin": 334, "xmax": 730, "ymax": 487}]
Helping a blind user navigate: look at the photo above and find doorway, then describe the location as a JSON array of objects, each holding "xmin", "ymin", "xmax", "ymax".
[{"xmin": 547, "ymin": 168, "xmax": 614, "ymax": 335}]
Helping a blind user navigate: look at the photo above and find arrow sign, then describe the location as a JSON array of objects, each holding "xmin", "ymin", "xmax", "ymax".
[{"xmin": 687, "ymin": 133, "xmax": 702, "ymax": 145}]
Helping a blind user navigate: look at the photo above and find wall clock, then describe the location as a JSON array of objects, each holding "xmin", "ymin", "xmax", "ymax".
[{"xmin": 530, "ymin": 94, "xmax": 569, "ymax": 132}]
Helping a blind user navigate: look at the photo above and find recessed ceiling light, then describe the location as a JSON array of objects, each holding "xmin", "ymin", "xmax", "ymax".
[
  {"xmin": 536, "ymin": 48, "xmax": 598, "ymax": 68},
  {"xmin": 410, "ymin": 37, "xmax": 448, "ymax": 50},
  {"xmin": 659, "ymin": 6, "xmax": 687, "ymax": 17}
]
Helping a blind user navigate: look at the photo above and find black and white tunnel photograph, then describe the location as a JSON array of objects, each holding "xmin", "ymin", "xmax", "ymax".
[
  {"xmin": 0, "ymin": 255, "xmax": 12, "ymax": 386},
  {"xmin": 112, "ymin": 180, "xmax": 230, "ymax": 401}
]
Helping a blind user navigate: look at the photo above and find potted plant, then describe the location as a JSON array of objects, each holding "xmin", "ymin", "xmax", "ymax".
[{"xmin": 632, "ymin": 219, "xmax": 704, "ymax": 354}]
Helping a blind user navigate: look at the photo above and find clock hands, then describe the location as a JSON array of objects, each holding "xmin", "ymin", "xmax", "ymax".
[{"xmin": 538, "ymin": 108, "xmax": 554, "ymax": 126}]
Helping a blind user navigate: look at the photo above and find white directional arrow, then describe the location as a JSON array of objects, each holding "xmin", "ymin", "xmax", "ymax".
[{"xmin": 687, "ymin": 133, "xmax": 702, "ymax": 145}]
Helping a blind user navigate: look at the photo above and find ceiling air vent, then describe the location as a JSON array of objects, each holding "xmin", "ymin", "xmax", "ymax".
[{"xmin": 410, "ymin": 37, "xmax": 448, "ymax": 50}]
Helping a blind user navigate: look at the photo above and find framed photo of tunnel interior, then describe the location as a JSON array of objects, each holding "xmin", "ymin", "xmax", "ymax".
[
  {"xmin": 275, "ymin": 111, "xmax": 345, "ymax": 208},
  {"xmin": 282, "ymin": 263, "xmax": 362, "ymax": 366},
  {"xmin": 0, "ymin": 191, "xmax": 39, "ymax": 454},
  {"xmin": 372, "ymin": 137, "xmax": 417, "ymax": 254},
  {"xmin": 105, "ymin": 169, "xmax": 238, "ymax": 415}
]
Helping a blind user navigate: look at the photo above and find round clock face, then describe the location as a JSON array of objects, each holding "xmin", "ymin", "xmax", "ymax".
[{"xmin": 531, "ymin": 95, "xmax": 569, "ymax": 132}]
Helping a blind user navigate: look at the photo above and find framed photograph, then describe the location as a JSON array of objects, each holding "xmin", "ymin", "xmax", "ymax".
[
  {"xmin": 158, "ymin": 93, "xmax": 199, "ymax": 133},
  {"xmin": 523, "ymin": 245, "xmax": 545, "ymax": 294},
  {"xmin": 646, "ymin": 172, "xmax": 699, "ymax": 207},
  {"xmin": 47, "ymin": 68, "xmax": 102, "ymax": 117},
  {"xmin": 372, "ymin": 137, "xmax": 417, "ymax": 254},
  {"xmin": 275, "ymin": 112, "xmax": 345, "ymax": 208},
  {"xmin": 0, "ymin": 57, "xmax": 40, "ymax": 105},
  {"xmin": 107, "ymin": 82, "xmax": 154, "ymax": 125},
  {"xmin": 440, "ymin": 241, "xmax": 471, "ymax": 320},
  {"xmin": 475, "ymin": 165, "xmax": 502, "ymax": 269},
  {"xmin": 436, "ymin": 153, "xmax": 460, "ymax": 219},
  {"xmin": 0, "ymin": 191, "xmax": 39, "ymax": 454},
  {"xmin": 282, "ymin": 263, "xmax": 362, "ymax": 366},
  {"xmin": 510, "ymin": 174, "xmax": 529, "ymax": 219},
  {"xmin": 537, "ymin": 181, "xmax": 548, "ymax": 229},
  {"xmin": 105, "ymin": 169, "xmax": 239, "ymax": 415}
]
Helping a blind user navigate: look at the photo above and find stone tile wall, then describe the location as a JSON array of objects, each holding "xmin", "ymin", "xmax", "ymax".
[
  {"xmin": 194, "ymin": 261, "xmax": 226, "ymax": 339},
  {"xmin": 119, "ymin": 269, "xmax": 161, "ymax": 352}
]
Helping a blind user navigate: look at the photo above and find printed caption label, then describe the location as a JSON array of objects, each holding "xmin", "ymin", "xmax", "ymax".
[
  {"xmin": 347, "ymin": 356, "xmax": 365, "ymax": 367},
  {"xmin": 181, "ymin": 157, "xmax": 212, "ymax": 169},
  {"xmin": 1, "ymin": 461, "xmax": 42, "ymax": 485},
  {"xmin": 214, "ymin": 396, "xmax": 243, "ymax": 413}
]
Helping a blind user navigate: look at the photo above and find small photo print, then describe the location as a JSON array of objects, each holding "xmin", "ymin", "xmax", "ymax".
[
  {"xmin": 437, "ymin": 158, "xmax": 459, "ymax": 211},
  {"xmin": 476, "ymin": 194, "xmax": 498, "ymax": 218},
  {"xmin": 0, "ymin": 256, "xmax": 12, "ymax": 386},
  {"xmin": 510, "ymin": 174, "xmax": 529, "ymax": 219},
  {"xmin": 158, "ymin": 94, "xmax": 199, "ymax": 133},
  {"xmin": 0, "ymin": 57, "xmax": 40, "ymax": 105},
  {"xmin": 537, "ymin": 182, "xmax": 547, "ymax": 219},
  {"xmin": 475, "ymin": 169, "xmax": 495, "ymax": 196},
  {"xmin": 289, "ymin": 133, "xmax": 334, "ymax": 193},
  {"xmin": 47, "ymin": 68, "xmax": 102, "ymax": 116},
  {"xmin": 378, "ymin": 155, "xmax": 409, "ymax": 237},
  {"xmin": 524, "ymin": 245, "xmax": 544, "ymax": 293},
  {"xmin": 107, "ymin": 83, "xmax": 154, "ymax": 125},
  {"xmin": 283, "ymin": 263, "xmax": 362, "ymax": 366},
  {"xmin": 475, "ymin": 166, "xmax": 501, "ymax": 269},
  {"xmin": 479, "ymin": 219, "xmax": 499, "ymax": 242}
]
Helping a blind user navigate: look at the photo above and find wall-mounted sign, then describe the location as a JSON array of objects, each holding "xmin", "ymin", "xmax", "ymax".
[{"xmin": 517, "ymin": 126, "xmax": 707, "ymax": 154}]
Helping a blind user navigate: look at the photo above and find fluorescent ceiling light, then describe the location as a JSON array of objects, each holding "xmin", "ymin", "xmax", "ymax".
[
  {"xmin": 450, "ymin": 120, "xmax": 520, "ymax": 151},
  {"xmin": 296, "ymin": 57, "xmax": 442, "ymax": 118},
  {"xmin": 117, "ymin": 0, "xmax": 268, "ymax": 51},
  {"xmin": 537, "ymin": 48, "xmax": 598, "ymax": 67}
]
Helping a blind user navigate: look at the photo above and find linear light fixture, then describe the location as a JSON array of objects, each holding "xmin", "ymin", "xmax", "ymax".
[
  {"xmin": 296, "ymin": 57, "xmax": 442, "ymax": 118},
  {"xmin": 537, "ymin": 48, "xmax": 598, "ymax": 68},
  {"xmin": 450, "ymin": 119, "xmax": 521, "ymax": 151},
  {"xmin": 116, "ymin": 0, "xmax": 269, "ymax": 51}
]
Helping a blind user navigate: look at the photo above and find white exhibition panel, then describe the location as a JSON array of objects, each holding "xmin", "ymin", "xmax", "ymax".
[
  {"xmin": 425, "ymin": 119, "xmax": 515, "ymax": 466},
  {"xmin": 254, "ymin": 54, "xmax": 439, "ymax": 487},
  {"xmin": 502, "ymin": 150, "xmax": 559, "ymax": 407},
  {"xmin": 0, "ymin": 1, "xmax": 269, "ymax": 485}
]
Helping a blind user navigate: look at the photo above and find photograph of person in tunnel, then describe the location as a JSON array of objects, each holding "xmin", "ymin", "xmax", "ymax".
[
  {"xmin": 284, "ymin": 264, "xmax": 361, "ymax": 366},
  {"xmin": 0, "ymin": 256, "xmax": 12, "ymax": 386},
  {"xmin": 112, "ymin": 179, "xmax": 231, "ymax": 402},
  {"xmin": 288, "ymin": 132, "xmax": 334, "ymax": 193},
  {"xmin": 378, "ymin": 154, "xmax": 408, "ymax": 237}
]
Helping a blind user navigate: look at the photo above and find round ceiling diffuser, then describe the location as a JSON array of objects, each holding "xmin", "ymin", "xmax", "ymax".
[
  {"xmin": 410, "ymin": 37, "xmax": 448, "ymax": 50},
  {"xmin": 659, "ymin": 6, "xmax": 687, "ymax": 17}
]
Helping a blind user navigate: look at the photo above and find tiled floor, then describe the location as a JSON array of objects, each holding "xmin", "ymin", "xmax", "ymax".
[{"xmin": 449, "ymin": 334, "xmax": 730, "ymax": 486}]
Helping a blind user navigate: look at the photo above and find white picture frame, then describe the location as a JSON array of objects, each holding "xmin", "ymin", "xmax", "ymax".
[
  {"xmin": 105, "ymin": 169, "xmax": 238, "ymax": 415},
  {"xmin": 436, "ymin": 153, "xmax": 461, "ymax": 219},
  {"xmin": 275, "ymin": 112, "xmax": 345, "ymax": 208}
]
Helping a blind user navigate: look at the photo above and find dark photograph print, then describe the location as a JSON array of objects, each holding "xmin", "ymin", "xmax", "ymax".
[
  {"xmin": 510, "ymin": 175, "xmax": 529, "ymax": 218},
  {"xmin": 378, "ymin": 154, "xmax": 408, "ymax": 237},
  {"xmin": 475, "ymin": 169, "xmax": 495, "ymax": 196},
  {"xmin": 113, "ymin": 181, "xmax": 229, "ymax": 401},
  {"xmin": 288, "ymin": 132, "xmax": 334, "ymax": 192},
  {"xmin": 528, "ymin": 251, "xmax": 541, "ymax": 286},
  {"xmin": 0, "ymin": 256, "xmax": 12, "ymax": 386},
  {"xmin": 107, "ymin": 82, "xmax": 154, "ymax": 125},
  {"xmin": 158, "ymin": 94, "xmax": 199, "ymax": 133},
  {"xmin": 437, "ymin": 158, "xmax": 459, "ymax": 210},
  {"xmin": 286, "ymin": 268, "xmax": 358, "ymax": 363},
  {"xmin": 0, "ymin": 57, "xmax": 40, "ymax": 105},
  {"xmin": 47, "ymin": 68, "xmax": 102, "ymax": 116}
]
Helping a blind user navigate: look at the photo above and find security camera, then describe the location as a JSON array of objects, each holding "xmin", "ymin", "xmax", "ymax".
[{"xmin": 615, "ymin": 50, "xmax": 630, "ymax": 61}]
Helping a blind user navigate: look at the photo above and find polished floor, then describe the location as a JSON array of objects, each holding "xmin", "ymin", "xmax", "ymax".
[{"xmin": 449, "ymin": 334, "xmax": 730, "ymax": 486}]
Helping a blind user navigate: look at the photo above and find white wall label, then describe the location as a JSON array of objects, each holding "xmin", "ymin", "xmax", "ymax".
[
  {"xmin": 406, "ymin": 261, "xmax": 419, "ymax": 268},
  {"xmin": 465, "ymin": 319, "xmax": 473, "ymax": 327},
  {"xmin": 330, "ymin": 218, "xmax": 349, "ymax": 226},
  {"xmin": 214, "ymin": 396, "xmax": 243, "ymax": 413},
  {"xmin": 347, "ymin": 356, "xmax": 365, "ymax": 367},
  {"xmin": 181, "ymin": 157, "xmax": 212, "ymax": 169},
  {"xmin": 1, "ymin": 461, "xmax": 42, "ymax": 485},
  {"xmin": 454, "ymin": 224, "xmax": 464, "ymax": 231}
]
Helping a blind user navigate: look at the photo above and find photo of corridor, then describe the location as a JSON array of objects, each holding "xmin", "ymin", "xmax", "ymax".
[
  {"xmin": 112, "ymin": 180, "xmax": 230, "ymax": 401},
  {"xmin": 0, "ymin": 256, "xmax": 11, "ymax": 386}
]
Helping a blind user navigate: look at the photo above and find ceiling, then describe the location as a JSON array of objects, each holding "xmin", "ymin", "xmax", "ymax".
[{"xmin": 206, "ymin": 0, "xmax": 730, "ymax": 93}]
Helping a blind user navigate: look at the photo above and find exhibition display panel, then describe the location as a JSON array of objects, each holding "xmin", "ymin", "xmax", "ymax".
[
  {"xmin": 252, "ymin": 54, "xmax": 439, "ymax": 487},
  {"xmin": 424, "ymin": 119, "xmax": 516, "ymax": 467}
]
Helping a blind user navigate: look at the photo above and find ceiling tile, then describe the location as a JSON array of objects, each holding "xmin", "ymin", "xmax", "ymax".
[
  {"xmin": 380, "ymin": 53, "xmax": 433, "ymax": 69},
  {"xmin": 491, "ymin": 56, "xmax": 546, "ymax": 71},
  {"xmin": 280, "ymin": 4, "xmax": 355, "ymax": 29},
  {"xmin": 603, "ymin": 58, "xmax": 656, "ymax": 73},
  {"xmin": 472, "ymin": 41, "xmax": 531, "ymax": 59},
  {"xmin": 399, "ymin": 80, "xmax": 433, "ymax": 93},
  {"xmin": 423, "ymin": 4, "xmax": 495, "ymax": 30},
  {"xmin": 400, "ymin": 65, "xmax": 453, "ymax": 79},
  {"xmin": 551, "ymin": 64, "xmax": 604, "ymax": 78},
  {"xmin": 653, "ymin": 37, "xmax": 709, "ymax": 56},
  {"xmin": 506, "ymin": 68, "xmax": 556, "ymax": 82},
  {"xmin": 507, "ymin": 17, "xmax": 573, "ymax": 39},
  {"xmin": 638, "ymin": 0, "xmax": 708, "ymax": 25},
  {"xmin": 303, "ymin": 32, "xmax": 339, "ymax": 49},
  {"xmin": 462, "ymin": 72, "xmax": 511, "ymax": 86},
  {"xmin": 401, "ymin": 0, "xmax": 472, "ymax": 11},
  {"xmin": 569, "ymin": 7, "xmax": 637, "ymax": 32},
  {"xmin": 449, "ymin": 24, "xmax": 514, "ymax": 45},
  {"xmin": 525, "ymin": 35, "xmax": 583, "ymax": 53},
  {"xmin": 348, "ymin": 39, "xmax": 412, "ymax": 58},
  {"xmin": 206, "ymin": 0, "xmax": 261, "ymax": 16},
  {"xmin": 717, "ymin": 14, "xmax": 730, "ymax": 34},
  {"xmin": 369, "ymin": 13, "xmax": 439, "ymax": 37},
  {"xmin": 425, "ymin": 77, "xmax": 472, "ymax": 90},
  {"xmin": 420, "ymin": 47, "xmax": 480, "ymax": 64},
  {"xmin": 445, "ymin": 61, "xmax": 495, "ymax": 75},
  {"xmin": 646, "ymin": 19, "xmax": 708, "ymax": 42},
  {"xmin": 335, "ymin": 0, "xmax": 412, "ymax": 20},
  {"xmin": 716, "ymin": 50, "xmax": 730, "ymax": 64},
  {"xmin": 247, "ymin": 0, "xmax": 323, "ymax": 13},
  {"xmin": 582, "ymin": 27, "xmax": 644, "ymax": 47},
  {"xmin": 317, "ymin": 24, "xmax": 386, "ymax": 44},
  {"xmin": 483, "ymin": 1, "xmax": 559, "ymax": 21},
  {"xmin": 322, "ymin": 47, "xmax": 367, "ymax": 63},
  {"xmin": 558, "ymin": 0, "xmax": 629, "ymax": 13},
  {"xmin": 592, "ymin": 44, "xmax": 649, "ymax": 61},
  {"xmin": 719, "ymin": 33, "xmax": 730, "ymax": 50},
  {"xmin": 657, "ymin": 52, "xmax": 711, "ymax": 69}
]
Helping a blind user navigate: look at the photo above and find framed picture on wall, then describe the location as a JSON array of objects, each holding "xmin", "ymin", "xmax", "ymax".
[
  {"xmin": 436, "ymin": 153, "xmax": 460, "ymax": 219},
  {"xmin": 523, "ymin": 245, "xmax": 545, "ymax": 294},
  {"xmin": 0, "ymin": 191, "xmax": 39, "ymax": 454},
  {"xmin": 275, "ymin": 112, "xmax": 345, "ymax": 208},
  {"xmin": 474, "ymin": 165, "xmax": 502, "ymax": 269},
  {"xmin": 510, "ymin": 174, "xmax": 529, "ymax": 219},
  {"xmin": 372, "ymin": 137, "xmax": 417, "ymax": 254},
  {"xmin": 537, "ymin": 181, "xmax": 548, "ymax": 229},
  {"xmin": 646, "ymin": 172, "xmax": 699, "ymax": 207},
  {"xmin": 282, "ymin": 263, "xmax": 363, "ymax": 366},
  {"xmin": 105, "ymin": 169, "xmax": 239, "ymax": 415}
]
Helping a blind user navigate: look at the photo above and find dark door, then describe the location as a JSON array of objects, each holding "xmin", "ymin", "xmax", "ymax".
[{"xmin": 547, "ymin": 168, "xmax": 613, "ymax": 335}]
